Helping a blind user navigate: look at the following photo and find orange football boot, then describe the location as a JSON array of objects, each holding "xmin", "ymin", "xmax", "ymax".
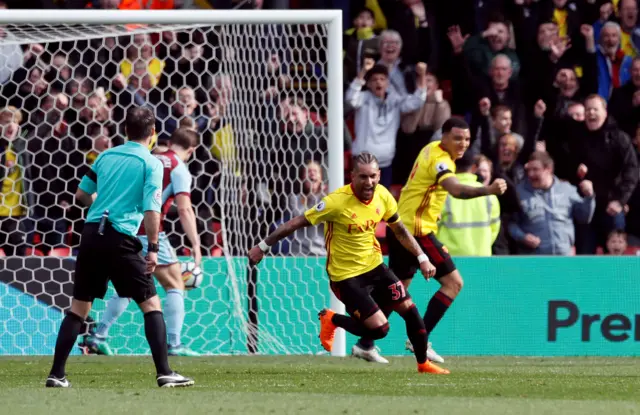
[
  {"xmin": 318, "ymin": 308, "xmax": 337, "ymax": 352},
  {"xmin": 417, "ymin": 360, "xmax": 450, "ymax": 374}
]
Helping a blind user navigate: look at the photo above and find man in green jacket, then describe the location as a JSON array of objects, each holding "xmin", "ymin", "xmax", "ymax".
[{"xmin": 437, "ymin": 153, "xmax": 501, "ymax": 256}]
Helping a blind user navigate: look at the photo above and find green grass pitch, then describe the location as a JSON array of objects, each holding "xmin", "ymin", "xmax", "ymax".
[{"xmin": 2, "ymin": 356, "xmax": 639, "ymax": 414}]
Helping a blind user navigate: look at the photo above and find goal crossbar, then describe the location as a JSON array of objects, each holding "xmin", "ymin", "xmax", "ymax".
[{"xmin": 0, "ymin": 9, "xmax": 342, "ymax": 25}]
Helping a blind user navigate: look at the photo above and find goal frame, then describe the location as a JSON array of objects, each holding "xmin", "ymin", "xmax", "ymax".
[{"xmin": 0, "ymin": 9, "xmax": 347, "ymax": 357}]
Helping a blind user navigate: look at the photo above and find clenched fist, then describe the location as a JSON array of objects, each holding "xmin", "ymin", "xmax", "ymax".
[
  {"xmin": 577, "ymin": 164, "xmax": 588, "ymax": 179},
  {"xmin": 580, "ymin": 24, "xmax": 594, "ymax": 39},
  {"xmin": 248, "ymin": 245, "xmax": 265, "ymax": 266},
  {"xmin": 415, "ymin": 62, "xmax": 428, "ymax": 77},
  {"xmin": 489, "ymin": 178, "xmax": 507, "ymax": 195},
  {"xmin": 578, "ymin": 180, "xmax": 594, "ymax": 197},
  {"xmin": 534, "ymin": 100, "xmax": 547, "ymax": 118},
  {"xmin": 479, "ymin": 97, "xmax": 491, "ymax": 116},
  {"xmin": 606, "ymin": 200, "xmax": 623, "ymax": 216},
  {"xmin": 362, "ymin": 57, "xmax": 375, "ymax": 72}
]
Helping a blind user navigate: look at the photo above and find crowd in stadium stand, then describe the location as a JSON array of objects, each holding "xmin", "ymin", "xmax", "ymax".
[{"xmin": 0, "ymin": 0, "xmax": 640, "ymax": 257}]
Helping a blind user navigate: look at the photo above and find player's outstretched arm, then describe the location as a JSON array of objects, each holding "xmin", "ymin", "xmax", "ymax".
[
  {"xmin": 387, "ymin": 220, "xmax": 436, "ymax": 279},
  {"xmin": 248, "ymin": 215, "xmax": 312, "ymax": 266},
  {"xmin": 441, "ymin": 176, "xmax": 507, "ymax": 199}
]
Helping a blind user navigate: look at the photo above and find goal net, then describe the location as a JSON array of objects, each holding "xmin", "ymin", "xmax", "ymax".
[{"xmin": 0, "ymin": 11, "xmax": 345, "ymax": 356}]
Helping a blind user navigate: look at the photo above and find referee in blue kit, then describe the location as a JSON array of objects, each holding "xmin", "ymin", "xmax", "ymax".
[{"xmin": 46, "ymin": 107, "xmax": 194, "ymax": 389}]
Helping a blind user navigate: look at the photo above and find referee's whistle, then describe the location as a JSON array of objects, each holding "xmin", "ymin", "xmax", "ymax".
[{"xmin": 98, "ymin": 209, "xmax": 110, "ymax": 235}]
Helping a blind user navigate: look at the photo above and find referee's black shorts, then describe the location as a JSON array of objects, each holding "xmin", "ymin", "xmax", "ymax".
[
  {"xmin": 387, "ymin": 227, "xmax": 457, "ymax": 281},
  {"xmin": 73, "ymin": 222, "xmax": 156, "ymax": 304}
]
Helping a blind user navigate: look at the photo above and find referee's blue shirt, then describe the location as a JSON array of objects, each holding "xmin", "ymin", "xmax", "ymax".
[{"xmin": 79, "ymin": 141, "xmax": 163, "ymax": 237}]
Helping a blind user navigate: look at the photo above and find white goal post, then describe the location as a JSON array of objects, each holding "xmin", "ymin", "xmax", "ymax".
[{"xmin": 0, "ymin": 9, "xmax": 346, "ymax": 357}]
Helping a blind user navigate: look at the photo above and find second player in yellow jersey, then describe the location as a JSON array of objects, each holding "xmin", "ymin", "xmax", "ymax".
[{"xmin": 398, "ymin": 140, "xmax": 456, "ymax": 238}]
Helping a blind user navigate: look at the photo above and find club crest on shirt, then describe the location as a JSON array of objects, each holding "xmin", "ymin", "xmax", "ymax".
[
  {"xmin": 436, "ymin": 162, "xmax": 448, "ymax": 173},
  {"xmin": 154, "ymin": 189, "xmax": 162, "ymax": 203},
  {"xmin": 376, "ymin": 206, "xmax": 381, "ymax": 215},
  {"xmin": 315, "ymin": 201, "xmax": 326, "ymax": 212}
]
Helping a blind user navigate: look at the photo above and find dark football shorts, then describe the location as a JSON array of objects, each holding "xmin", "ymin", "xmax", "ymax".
[
  {"xmin": 329, "ymin": 263, "xmax": 410, "ymax": 321},
  {"xmin": 387, "ymin": 227, "xmax": 457, "ymax": 281},
  {"xmin": 73, "ymin": 222, "xmax": 156, "ymax": 304}
]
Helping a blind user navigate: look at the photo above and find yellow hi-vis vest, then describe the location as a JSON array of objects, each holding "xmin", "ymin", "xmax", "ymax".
[{"xmin": 436, "ymin": 173, "xmax": 501, "ymax": 256}]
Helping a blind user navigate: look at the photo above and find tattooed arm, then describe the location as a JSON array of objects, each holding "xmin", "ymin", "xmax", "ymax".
[
  {"xmin": 387, "ymin": 217, "xmax": 425, "ymax": 257},
  {"xmin": 248, "ymin": 215, "xmax": 311, "ymax": 265},
  {"xmin": 264, "ymin": 215, "xmax": 311, "ymax": 246},
  {"xmin": 441, "ymin": 176, "xmax": 507, "ymax": 199}
]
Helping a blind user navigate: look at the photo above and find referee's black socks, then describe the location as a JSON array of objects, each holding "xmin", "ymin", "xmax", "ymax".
[
  {"xmin": 144, "ymin": 311, "xmax": 172, "ymax": 376},
  {"xmin": 400, "ymin": 303, "xmax": 428, "ymax": 364},
  {"xmin": 50, "ymin": 311, "xmax": 84, "ymax": 378}
]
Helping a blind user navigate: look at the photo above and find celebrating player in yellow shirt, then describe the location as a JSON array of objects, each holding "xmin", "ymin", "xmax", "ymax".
[
  {"xmin": 248, "ymin": 152, "xmax": 449, "ymax": 374},
  {"xmin": 354, "ymin": 117, "xmax": 507, "ymax": 363}
]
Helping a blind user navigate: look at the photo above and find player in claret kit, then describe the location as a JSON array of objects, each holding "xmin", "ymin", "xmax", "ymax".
[
  {"xmin": 85, "ymin": 127, "xmax": 202, "ymax": 357},
  {"xmin": 249, "ymin": 152, "xmax": 450, "ymax": 374},
  {"xmin": 354, "ymin": 117, "xmax": 507, "ymax": 364}
]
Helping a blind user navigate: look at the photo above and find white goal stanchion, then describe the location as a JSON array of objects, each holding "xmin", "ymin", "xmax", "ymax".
[{"xmin": 0, "ymin": 10, "xmax": 345, "ymax": 357}]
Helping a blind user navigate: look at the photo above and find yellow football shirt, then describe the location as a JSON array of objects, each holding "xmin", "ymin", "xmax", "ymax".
[
  {"xmin": 553, "ymin": 9, "xmax": 568, "ymax": 38},
  {"xmin": 0, "ymin": 146, "xmax": 25, "ymax": 217},
  {"xmin": 398, "ymin": 141, "xmax": 456, "ymax": 238},
  {"xmin": 120, "ymin": 58, "xmax": 165, "ymax": 87},
  {"xmin": 304, "ymin": 183, "xmax": 399, "ymax": 282},
  {"xmin": 621, "ymin": 30, "xmax": 637, "ymax": 57}
]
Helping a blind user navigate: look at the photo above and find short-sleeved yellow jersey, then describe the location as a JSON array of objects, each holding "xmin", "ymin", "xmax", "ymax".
[
  {"xmin": 304, "ymin": 183, "xmax": 399, "ymax": 282},
  {"xmin": 398, "ymin": 141, "xmax": 456, "ymax": 237}
]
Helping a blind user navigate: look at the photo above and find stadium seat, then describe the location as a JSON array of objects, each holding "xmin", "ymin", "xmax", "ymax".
[
  {"xmin": 25, "ymin": 247, "xmax": 45, "ymax": 256},
  {"xmin": 65, "ymin": 225, "xmax": 74, "ymax": 246},
  {"xmin": 49, "ymin": 247, "xmax": 71, "ymax": 257},
  {"xmin": 625, "ymin": 246, "xmax": 640, "ymax": 255},
  {"xmin": 211, "ymin": 247, "xmax": 223, "ymax": 257}
]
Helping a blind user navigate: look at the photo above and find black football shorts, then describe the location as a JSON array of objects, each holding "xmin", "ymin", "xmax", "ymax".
[{"xmin": 73, "ymin": 222, "xmax": 156, "ymax": 304}]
